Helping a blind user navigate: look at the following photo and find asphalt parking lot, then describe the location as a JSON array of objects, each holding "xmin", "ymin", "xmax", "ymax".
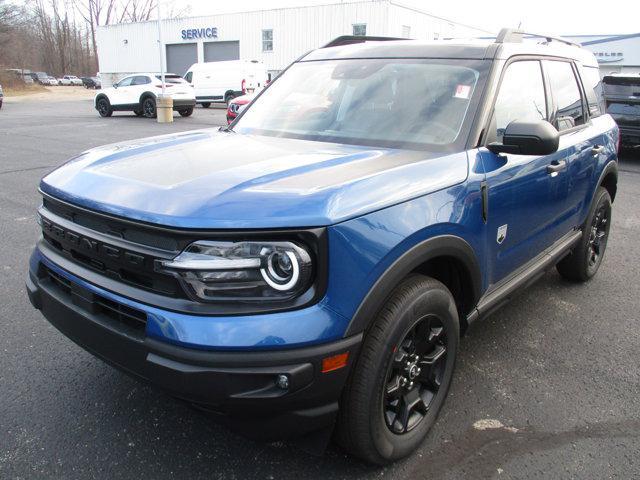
[{"xmin": 1, "ymin": 97, "xmax": 640, "ymax": 479}]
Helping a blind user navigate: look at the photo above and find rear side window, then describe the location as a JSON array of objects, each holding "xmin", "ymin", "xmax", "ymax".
[
  {"xmin": 184, "ymin": 71, "xmax": 193, "ymax": 83},
  {"xmin": 493, "ymin": 60, "xmax": 547, "ymax": 140},
  {"xmin": 132, "ymin": 76, "xmax": 150, "ymax": 86},
  {"xmin": 545, "ymin": 61, "xmax": 586, "ymax": 131},
  {"xmin": 580, "ymin": 65, "xmax": 604, "ymax": 117}
]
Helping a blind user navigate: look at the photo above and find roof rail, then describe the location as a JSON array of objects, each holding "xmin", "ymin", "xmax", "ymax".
[
  {"xmin": 495, "ymin": 28, "xmax": 580, "ymax": 47},
  {"xmin": 322, "ymin": 35, "xmax": 406, "ymax": 49}
]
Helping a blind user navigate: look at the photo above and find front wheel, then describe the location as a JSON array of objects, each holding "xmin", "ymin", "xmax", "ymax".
[
  {"xmin": 142, "ymin": 97, "xmax": 156, "ymax": 118},
  {"xmin": 178, "ymin": 107, "xmax": 194, "ymax": 117},
  {"xmin": 96, "ymin": 97, "xmax": 112, "ymax": 117},
  {"xmin": 201, "ymin": 102, "xmax": 211, "ymax": 108},
  {"xmin": 556, "ymin": 186, "xmax": 612, "ymax": 282},
  {"xmin": 336, "ymin": 275, "xmax": 459, "ymax": 465}
]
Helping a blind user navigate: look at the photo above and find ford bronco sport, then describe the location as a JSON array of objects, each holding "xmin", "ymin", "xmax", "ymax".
[{"xmin": 27, "ymin": 30, "xmax": 619, "ymax": 464}]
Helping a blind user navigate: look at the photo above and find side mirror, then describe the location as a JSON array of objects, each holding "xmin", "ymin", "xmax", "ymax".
[{"xmin": 488, "ymin": 120, "xmax": 559, "ymax": 156}]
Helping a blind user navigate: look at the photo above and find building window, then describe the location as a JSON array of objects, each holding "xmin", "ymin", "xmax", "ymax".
[
  {"xmin": 352, "ymin": 24, "xmax": 366, "ymax": 36},
  {"xmin": 262, "ymin": 29, "xmax": 273, "ymax": 52},
  {"xmin": 402, "ymin": 25, "xmax": 411, "ymax": 38}
]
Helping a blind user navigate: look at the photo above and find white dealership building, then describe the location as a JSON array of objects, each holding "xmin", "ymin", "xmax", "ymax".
[
  {"xmin": 95, "ymin": 0, "xmax": 491, "ymax": 86},
  {"xmin": 564, "ymin": 33, "xmax": 640, "ymax": 76}
]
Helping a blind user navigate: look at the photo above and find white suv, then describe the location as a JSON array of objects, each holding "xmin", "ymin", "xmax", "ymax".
[
  {"xmin": 94, "ymin": 73, "xmax": 196, "ymax": 118},
  {"xmin": 63, "ymin": 75, "xmax": 83, "ymax": 86}
]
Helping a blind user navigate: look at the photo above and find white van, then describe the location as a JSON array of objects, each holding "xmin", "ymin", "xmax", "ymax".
[{"xmin": 184, "ymin": 60, "xmax": 268, "ymax": 107}]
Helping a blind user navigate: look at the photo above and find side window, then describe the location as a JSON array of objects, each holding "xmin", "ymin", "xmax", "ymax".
[
  {"xmin": 133, "ymin": 76, "xmax": 151, "ymax": 86},
  {"xmin": 545, "ymin": 61, "xmax": 586, "ymax": 131},
  {"xmin": 579, "ymin": 65, "xmax": 604, "ymax": 117},
  {"xmin": 184, "ymin": 71, "xmax": 193, "ymax": 83},
  {"xmin": 117, "ymin": 76, "xmax": 133, "ymax": 88},
  {"xmin": 493, "ymin": 61, "xmax": 547, "ymax": 140}
]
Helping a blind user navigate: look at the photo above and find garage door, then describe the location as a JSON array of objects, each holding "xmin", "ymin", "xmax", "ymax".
[
  {"xmin": 166, "ymin": 43, "xmax": 197, "ymax": 77},
  {"xmin": 203, "ymin": 41, "xmax": 240, "ymax": 62}
]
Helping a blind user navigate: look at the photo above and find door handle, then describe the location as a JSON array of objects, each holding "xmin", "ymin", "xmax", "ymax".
[
  {"xmin": 591, "ymin": 145, "xmax": 605, "ymax": 155},
  {"xmin": 546, "ymin": 160, "xmax": 566, "ymax": 177}
]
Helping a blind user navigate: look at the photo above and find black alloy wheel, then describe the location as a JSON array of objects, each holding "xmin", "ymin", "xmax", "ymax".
[
  {"xmin": 336, "ymin": 275, "xmax": 459, "ymax": 464},
  {"xmin": 142, "ymin": 97, "xmax": 156, "ymax": 118},
  {"xmin": 587, "ymin": 203, "xmax": 609, "ymax": 269},
  {"xmin": 383, "ymin": 315, "xmax": 447, "ymax": 434},
  {"xmin": 556, "ymin": 186, "xmax": 612, "ymax": 282},
  {"xmin": 96, "ymin": 98, "xmax": 112, "ymax": 117}
]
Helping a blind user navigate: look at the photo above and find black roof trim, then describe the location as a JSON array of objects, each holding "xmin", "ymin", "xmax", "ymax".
[{"xmin": 322, "ymin": 35, "xmax": 407, "ymax": 49}]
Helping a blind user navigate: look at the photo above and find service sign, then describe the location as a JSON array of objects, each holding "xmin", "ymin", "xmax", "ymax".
[{"xmin": 181, "ymin": 27, "xmax": 218, "ymax": 40}]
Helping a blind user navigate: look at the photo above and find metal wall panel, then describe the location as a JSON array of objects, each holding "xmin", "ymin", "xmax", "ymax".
[
  {"xmin": 203, "ymin": 41, "xmax": 240, "ymax": 62},
  {"xmin": 95, "ymin": 0, "xmax": 490, "ymax": 85}
]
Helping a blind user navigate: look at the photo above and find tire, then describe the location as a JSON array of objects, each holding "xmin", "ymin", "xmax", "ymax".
[
  {"xmin": 178, "ymin": 107, "xmax": 194, "ymax": 117},
  {"xmin": 142, "ymin": 97, "xmax": 156, "ymax": 118},
  {"xmin": 336, "ymin": 275, "xmax": 459, "ymax": 465},
  {"xmin": 201, "ymin": 102, "xmax": 211, "ymax": 108},
  {"xmin": 96, "ymin": 97, "xmax": 112, "ymax": 117},
  {"xmin": 556, "ymin": 186, "xmax": 612, "ymax": 282}
]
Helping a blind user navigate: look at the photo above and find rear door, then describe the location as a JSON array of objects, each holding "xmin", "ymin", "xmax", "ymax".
[
  {"xmin": 543, "ymin": 60, "xmax": 603, "ymax": 228},
  {"xmin": 481, "ymin": 59, "xmax": 571, "ymax": 284}
]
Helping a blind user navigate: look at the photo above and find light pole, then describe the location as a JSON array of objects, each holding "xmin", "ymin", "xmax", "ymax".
[{"xmin": 156, "ymin": 0, "xmax": 172, "ymax": 123}]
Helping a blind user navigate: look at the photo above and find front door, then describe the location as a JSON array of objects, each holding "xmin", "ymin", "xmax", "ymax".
[{"xmin": 481, "ymin": 59, "xmax": 571, "ymax": 286}]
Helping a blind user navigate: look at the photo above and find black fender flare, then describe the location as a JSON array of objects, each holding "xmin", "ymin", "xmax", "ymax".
[
  {"xmin": 344, "ymin": 235, "xmax": 482, "ymax": 337},
  {"xmin": 596, "ymin": 159, "xmax": 618, "ymax": 202},
  {"xmin": 94, "ymin": 93, "xmax": 109, "ymax": 106},
  {"xmin": 139, "ymin": 92, "xmax": 157, "ymax": 105}
]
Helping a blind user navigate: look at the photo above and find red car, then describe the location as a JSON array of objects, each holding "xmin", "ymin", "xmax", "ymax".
[{"xmin": 226, "ymin": 93, "xmax": 255, "ymax": 124}]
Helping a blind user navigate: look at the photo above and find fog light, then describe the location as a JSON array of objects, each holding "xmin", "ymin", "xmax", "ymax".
[{"xmin": 276, "ymin": 374, "xmax": 289, "ymax": 390}]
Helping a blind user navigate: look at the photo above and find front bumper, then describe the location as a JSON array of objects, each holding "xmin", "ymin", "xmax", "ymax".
[{"xmin": 27, "ymin": 256, "xmax": 361, "ymax": 438}]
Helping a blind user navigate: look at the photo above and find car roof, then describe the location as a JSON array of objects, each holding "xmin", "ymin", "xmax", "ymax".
[{"xmin": 304, "ymin": 33, "xmax": 598, "ymax": 67}]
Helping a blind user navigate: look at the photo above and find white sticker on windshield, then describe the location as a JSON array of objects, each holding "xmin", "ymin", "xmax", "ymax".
[{"xmin": 454, "ymin": 85, "xmax": 471, "ymax": 99}]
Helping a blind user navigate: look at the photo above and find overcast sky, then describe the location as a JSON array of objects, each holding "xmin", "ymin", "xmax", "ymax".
[{"xmin": 181, "ymin": 0, "xmax": 637, "ymax": 36}]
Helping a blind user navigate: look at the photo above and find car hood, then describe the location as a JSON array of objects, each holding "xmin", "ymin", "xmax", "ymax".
[{"xmin": 40, "ymin": 129, "xmax": 468, "ymax": 229}]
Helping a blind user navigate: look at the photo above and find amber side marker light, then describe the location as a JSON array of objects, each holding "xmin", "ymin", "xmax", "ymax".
[{"xmin": 322, "ymin": 352, "xmax": 349, "ymax": 373}]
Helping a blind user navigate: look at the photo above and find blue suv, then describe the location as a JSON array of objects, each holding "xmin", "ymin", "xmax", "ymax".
[{"xmin": 27, "ymin": 30, "xmax": 619, "ymax": 464}]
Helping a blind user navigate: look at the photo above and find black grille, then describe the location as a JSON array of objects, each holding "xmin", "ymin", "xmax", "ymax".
[
  {"xmin": 45, "ymin": 266, "xmax": 147, "ymax": 334},
  {"xmin": 40, "ymin": 210, "xmax": 185, "ymax": 299}
]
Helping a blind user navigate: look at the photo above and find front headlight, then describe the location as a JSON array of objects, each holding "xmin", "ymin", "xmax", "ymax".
[{"xmin": 157, "ymin": 240, "xmax": 313, "ymax": 302}]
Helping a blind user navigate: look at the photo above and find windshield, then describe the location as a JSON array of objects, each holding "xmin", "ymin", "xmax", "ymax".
[{"xmin": 233, "ymin": 58, "xmax": 487, "ymax": 150}]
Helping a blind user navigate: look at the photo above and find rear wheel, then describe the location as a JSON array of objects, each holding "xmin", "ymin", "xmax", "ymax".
[
  {"xmin": 557, "ymin": 186, "xmax": 612, "ymax": 282},
  {"xmin": 178, "ymin": 108, "xmax": 194, "ymax": 117},
  {"xmin": 96, "ymin": 97, "xmax": 112, "ymax": 117},
  {"xmin": 142, "ymin": 97, "xmax": 156, "ymax": 118},
  {"xmin": 201, "ymin": 102, "xmax": 211, "ymax": 108},
  {"xmin": 336, "ymin": 275, "xmax": 459, "ymax": 465}
]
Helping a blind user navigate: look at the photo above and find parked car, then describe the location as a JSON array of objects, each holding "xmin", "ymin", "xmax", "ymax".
[
  {"xmin": 30, "ymin": 72, "xmax": 49, "ymax": 85},
  {"xmin": 226, "ymin": 93, "xmax": 255, "ymax": 123},
  {"xmin": 81, "ymin": 77, "xmax": 101, "ymax": 89},
  {"xmin": 28, "ymin": 31, "xmax": 619, "ymax": 465},
  {"xmin": 22, "ymin": 75, "xmax": 34, "ymax": 85},
  {"xmin": 63, "ymin": 75, "xmax": 83, "ymax": 86},
  {"xmin": 93, "ymin": 73, "xmax": 195, "ymax": 118},
  {"xmin": 0, "ymin": 84, "xmax": 3, "ymax": 109},
  {"xmin": 184, "ymin": 59, "xmax": 267, "ymax": 107},
  {"xmin": 57, "ymin": 77, "xmax": 71, "ymax": 86},
  {"xmin": 603, "ymin": 74, "xmax": 640, "ymax": 147},
  {"xmin": 46, "ymin": 77, "xmax": 59, "ymax": 86}
]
